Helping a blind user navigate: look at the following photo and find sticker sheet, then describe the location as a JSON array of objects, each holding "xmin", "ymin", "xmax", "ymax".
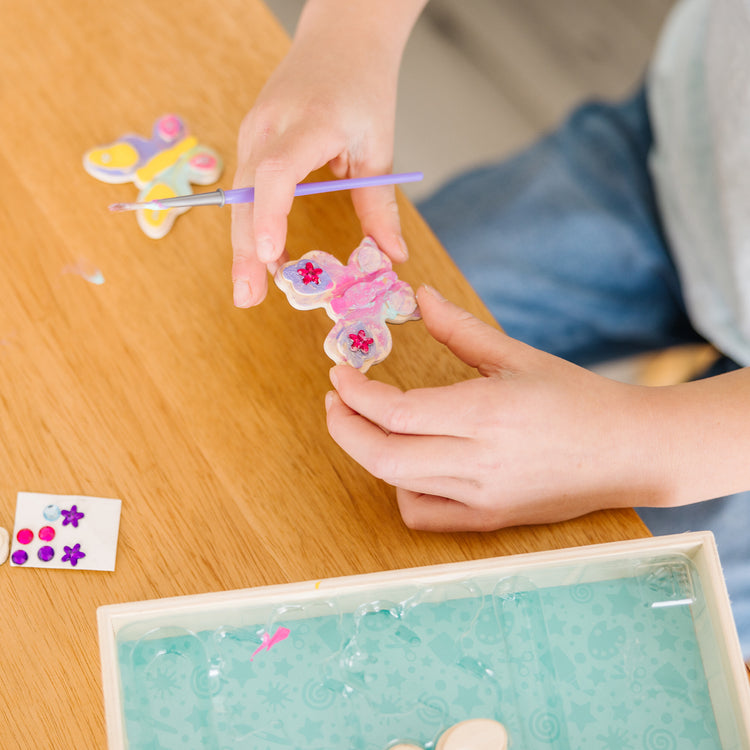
[{"xmin": 9, "ymin": 492, "xmax": 121, "ymax": 571}]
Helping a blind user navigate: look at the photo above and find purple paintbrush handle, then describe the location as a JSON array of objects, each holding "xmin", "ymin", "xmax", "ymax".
[
  {"xmin": 222, "ymin": 172, "xmax": 423, "ymax": 205},
  {"xmin": 223, "ymin": 187, "xmax": 255, "ymax": 204}
]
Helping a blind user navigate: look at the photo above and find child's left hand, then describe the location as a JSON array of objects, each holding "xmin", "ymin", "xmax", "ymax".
[{"xmin": 325, "ymin": 285, "xmax": 672, "ymax": 531}]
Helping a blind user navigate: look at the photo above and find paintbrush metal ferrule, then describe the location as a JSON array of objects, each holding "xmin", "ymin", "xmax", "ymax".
[{"xmin": 109, "ymin": 189, "xmax": 227, "ymax": 213}]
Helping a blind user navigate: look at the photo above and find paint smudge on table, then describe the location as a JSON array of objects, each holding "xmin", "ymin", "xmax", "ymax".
[{"xmin": 62, "ymin": 258, "xmax": 105, "ymax": 285}]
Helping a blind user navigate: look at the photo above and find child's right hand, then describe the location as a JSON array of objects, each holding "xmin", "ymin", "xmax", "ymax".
[
  {"xmin": 325, "ymin": 285, "xmax": 679, "ymax": 531},
  {"xmin": 231, "ymin": 0, "xmax": 427, "ymax": 308}
]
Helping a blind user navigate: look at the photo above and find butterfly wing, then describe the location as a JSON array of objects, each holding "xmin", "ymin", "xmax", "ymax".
[
  {"xmin": 83, "ymin": 133, "xmax": 155, "ymax": 184},
  {"xmin": 275, "ymin": 251, "xmax": 342, "ymax": 311},
  {"xmin": 382, "ymin": 281, "xmax": 421, "ymax": 323},
  {"xmin": 348, "ymin": 236, "xmax": 391, "ymax": 274},
  {"xmin": 184, "ymin": 146, "xmax": 223, "ymax": 186},
  {"xmin": 135, "ymin": 146, "xmax": 223, "ymax": 239},
  {"xmin": 324, "ymin": 314, "xmax": 392, "ymax": 373},
  {"xmin": 83, "ymin": 115, "xmax": 187, "ymax": 185}
]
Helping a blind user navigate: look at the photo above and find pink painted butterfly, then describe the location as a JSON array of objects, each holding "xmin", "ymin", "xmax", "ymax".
[
  {"xmin": 275, "ymin": 237, "xmax": 420, "ymax": 372},
  {"xmin": 83, "ymin": 114, "xmax": 222, "ymax": 239}
]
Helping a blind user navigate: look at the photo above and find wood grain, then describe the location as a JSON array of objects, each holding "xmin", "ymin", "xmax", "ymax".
[{"xmin": 0, "ymin": 1, "xmax": 648, "ymax": 746}]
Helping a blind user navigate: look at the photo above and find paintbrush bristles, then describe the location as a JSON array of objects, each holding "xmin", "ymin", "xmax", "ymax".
[{"xmin": 109, "ymin": 201, "xmax": 161, "ymax": 212}]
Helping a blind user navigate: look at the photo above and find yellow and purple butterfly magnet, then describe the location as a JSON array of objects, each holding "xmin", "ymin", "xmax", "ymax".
[
  {"xmin": 83, "ymin": 114, "xmax": 223, "ymax": 239},
  {"xmin": 275, "ymin": 237, "xmax": 421, "ymax": 373}
]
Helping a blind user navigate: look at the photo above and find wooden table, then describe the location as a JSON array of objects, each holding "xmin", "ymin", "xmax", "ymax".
[{"xmin": 0, "ymin": 1, "xmax": 649, "ymax": 746}]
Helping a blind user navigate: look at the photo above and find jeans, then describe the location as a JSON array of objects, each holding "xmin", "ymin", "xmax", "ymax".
[{"xmin": 418, "ymin": 88, "xmax": 750, "ymax": 657}]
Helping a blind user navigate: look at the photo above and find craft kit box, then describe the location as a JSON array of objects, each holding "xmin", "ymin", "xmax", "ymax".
[{"xmin": 98, "ymin": 532, "xmax": 750, "ymax": 749}]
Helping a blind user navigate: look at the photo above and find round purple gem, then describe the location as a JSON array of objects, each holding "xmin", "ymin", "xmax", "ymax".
[
  {"xmin": 38, "ymin": 545, "xmax": 55, "ymax": 562},
  {"xmin": 11, "ymin": 550, "xmax": 28, "ymax": 565}
]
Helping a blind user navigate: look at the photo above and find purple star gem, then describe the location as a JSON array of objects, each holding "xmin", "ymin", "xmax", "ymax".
[
  {"xmin": 61, "ymin": 543, "xmax": 86, "ymax": 567},
  {"xmin": 61, "ymin": 504, "xmax": 85, "ymax": 528}
]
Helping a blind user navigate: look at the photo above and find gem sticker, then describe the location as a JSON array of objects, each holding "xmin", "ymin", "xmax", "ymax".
[
  {"xmin": 38, "ymin": 526, "xmax": 55, "ymax": 541},
  {"xmin": 61, "ymin": 504, "xmax": 85, "ymax": 528},
  {"xmin": 9, "ymin": 492, "xmax": 121, "ymax": 571},
  {"xmin": 16, "ymin": 528, "xmax": 33, "ymax": 545},
  {"xmin": 43, "ymin": 504, "xmax": 61, "ymax": 521},
  {"xmin": 12, "ymin": 550, "xmax": 28, "ymax": 565}
]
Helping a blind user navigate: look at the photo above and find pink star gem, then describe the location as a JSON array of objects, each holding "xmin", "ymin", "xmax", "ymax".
[
  {"xmin": 297, "ymin": 261, "xmax": 323, "ymax": 285},
  {"xmin": 349, "ymin": 330, "xmax": 374, "ymax": 353}
]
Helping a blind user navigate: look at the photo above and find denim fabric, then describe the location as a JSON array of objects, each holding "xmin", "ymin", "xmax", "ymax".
[
  {"xmin": 418, "ymin": 89, "xmax": 703, "ymax": 366},
  {"xmin": 418, "ymin": 88, "xmax": 750, "ymax": 656}
]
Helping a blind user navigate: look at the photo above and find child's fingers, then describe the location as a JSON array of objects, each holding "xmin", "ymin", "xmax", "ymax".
[
  {"xmin": 417, "ymin": 286, "xmax": 519, "ymax": 374},
  {"xmin": 329, "ymin": 365, "xmax": 479, "ymax": 438},
  {"xmin": 250, "ymin": 124, "xmax": 334, "ymax": 264},
  {"xmin": 324, "ymin": 391, "xmax": 476, "ymax": 486},
  {"xmin": 230, "ymin": 202, "xmax": 269, "ymax": 307},
  {"xmin": 395, "ymin": 488, "xmax": 500, "ymax": 532}
]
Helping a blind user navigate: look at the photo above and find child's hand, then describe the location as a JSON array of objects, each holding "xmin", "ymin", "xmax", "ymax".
[
  {"xmin": 325, "ymin": 286, "xmax": 671, "ymax": 531},
  {"xmin": 231, "ymin": 1, "xmax": 426, "ymax": 308}
]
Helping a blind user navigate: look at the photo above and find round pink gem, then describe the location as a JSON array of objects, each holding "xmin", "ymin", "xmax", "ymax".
[
  {"xmin": 16, "ymin": 528, "xmax": 33, "ymax": 545},
  {"xmin": 38, "ymin": 526, "xmax": 55, "ymax": 542}
]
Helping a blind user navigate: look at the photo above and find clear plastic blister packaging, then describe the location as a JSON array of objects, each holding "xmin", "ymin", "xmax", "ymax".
[{"xmin": 98, "ymin": 533, "xmax": 750, "ymax": 749}]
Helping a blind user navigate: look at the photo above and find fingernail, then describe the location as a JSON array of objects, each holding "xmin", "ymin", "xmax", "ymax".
[
  {"xmin": 324, "ymin": 390, "xmax": 335, "ymax": 410},
  {"xmin": 256, "ymin": 236, "xmax": 274, "ymax": 263},
  {"xmin": 421, "ymin": 284, "xmax": 445, "ymax": 301},
  {"xmin": 233, "ymin": 279, "xmax": 252, "ymax": 307},
  {"xmin": 328, "ymin": 367, "xmax": 339, "ymax": 389}
]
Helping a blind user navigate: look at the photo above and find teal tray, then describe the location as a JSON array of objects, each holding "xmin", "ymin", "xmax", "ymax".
[{"xmin": 98, "ymin": 533, "xmax": 750, "ymax": 749}]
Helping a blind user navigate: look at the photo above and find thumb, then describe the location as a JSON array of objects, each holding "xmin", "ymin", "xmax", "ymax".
[{"xmin": 417, "ymin": 285, "xmax": 519, "ymax": 374}]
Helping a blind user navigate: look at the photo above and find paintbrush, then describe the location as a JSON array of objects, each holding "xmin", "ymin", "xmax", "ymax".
[{"xmin": 109, "ymin": 171, "xmax": 424, "ymax": 212}]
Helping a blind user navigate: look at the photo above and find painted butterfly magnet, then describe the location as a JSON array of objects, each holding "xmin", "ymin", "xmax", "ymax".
[
  {"xmin": 83, "ymin": 114, "xmax": 223, "ymax": 239},
  {"xmin": 274, "ymin": 237, "xmax": 421, "ymax": 373}
]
